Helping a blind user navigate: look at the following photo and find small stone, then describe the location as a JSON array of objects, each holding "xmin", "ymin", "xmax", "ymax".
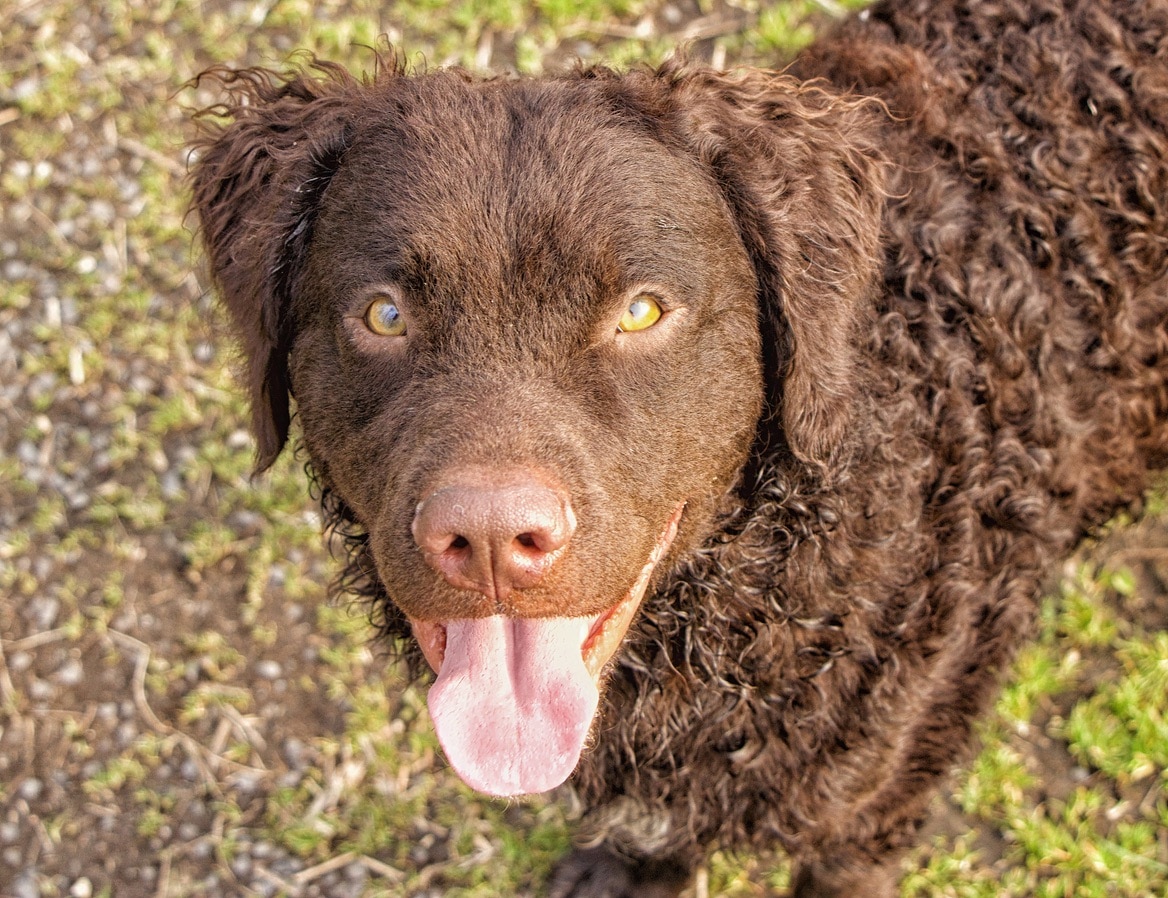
[
  {"xmin": 160, "ymin": 469, "xmax": 183, "ymax": 499},
  {"xmin": 115, "ymin": 722, "xmax": 138, "ymax": 747},
  {"xmin": 17, "ymin": 779, "xmax": 42, "ymax": 801},
  {"xmin": 15, "ymin": 440, "xmax": 38, "ymax": 467},
  {"xmin": 11, "ymin": 872, "xmax": 38, "ymax": 898},
  {"xmin": 89, "ymin": 199, "xmax": 115, "ymax": 224},
  {"xmin": 233, "ymin": 772, "xmax": 262, "ymax": 794},
  {"xmin": 56, "ymin": 658, "xmax": 84, "ymax": 687},
  {"xmin": 283, "ymin": 738, "xmax": 306, "ymax": 768},
  {"xmin": 344, "ymin": 861, "xmax": 368, "ymax": 883},
  {"xmin": 230, "ymin": 855, "xmax": 252, "ymax": 878},
  {"xmin": 3, "ymin": 259, "xmax": 29, "ymax": 280},
  {"xmin": 256, "ymin": 660, "xmax": 282, "ymax": 680},
  {"xmin": 26, "ymin": 596, "xmax": 60, "ymax": 630},
  {"xmin": 70, "ymin": 877, "xmax": 93, "ymax": 898},
  {"xmin": 227, "ymin": 429, "xmax": 251, "ymax": 450},
  {"xmin": 229, "ymin": 509, "xmax": 262, "ymax": 536}
]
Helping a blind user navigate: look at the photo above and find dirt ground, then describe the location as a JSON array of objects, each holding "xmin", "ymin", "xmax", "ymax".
[{"xmin": 1, "ymin": 1, "xmax": 1166, "ymax": 897}]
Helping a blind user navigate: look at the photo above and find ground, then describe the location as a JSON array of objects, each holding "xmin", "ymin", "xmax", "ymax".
[{"xmin": 1, "ymin": 1, "xmax": 1166, "ymax": 897}]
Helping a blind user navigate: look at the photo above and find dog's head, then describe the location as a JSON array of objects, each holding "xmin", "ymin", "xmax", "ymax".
[{"xmin": 190, "ymin": 56, "xmax": 885, "ymax": 797}]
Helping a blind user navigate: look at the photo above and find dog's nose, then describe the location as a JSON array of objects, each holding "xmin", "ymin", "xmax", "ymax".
[{"xmin": 412, "ymin": 477, "xmax": 576, "ymax": 600}]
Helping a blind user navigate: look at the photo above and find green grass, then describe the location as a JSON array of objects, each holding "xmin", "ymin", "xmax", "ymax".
[
  {"xmin": 1, "ymin": 1, "xmax": 1166, "ymax": 896},
  {"xmin": 910, "ymin": 555, "xmax": 1168, "ymax": 898}
]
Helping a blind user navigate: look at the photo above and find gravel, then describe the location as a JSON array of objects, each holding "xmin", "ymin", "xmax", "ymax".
[{"xmin": 3, "ymin": 2, "xmax": 1166, "ymax": 897}]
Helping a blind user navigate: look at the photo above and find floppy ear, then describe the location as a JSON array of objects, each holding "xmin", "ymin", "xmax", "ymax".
[
  {"xmin": 189, "ymin": 63, "xmax": 358, "ymax": 471},
  {"xmin": 666, "ymin": 66, "xmax": 887, "ymax": 464}
]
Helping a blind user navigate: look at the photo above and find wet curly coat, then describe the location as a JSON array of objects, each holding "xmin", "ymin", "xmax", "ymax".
[{"xmin": 190, "ymin": 0, "xmax": 1168, "ymax": 894}]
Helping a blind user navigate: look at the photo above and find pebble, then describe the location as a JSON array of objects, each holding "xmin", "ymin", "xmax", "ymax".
[
  {"xmin": 233, "ymin": 772, "xmax": 263, "ymax": 794},
  {"xmin": 70, "ymin": 877, "xmax": 93, "ymax": 898},
  {"xmin": 271, "ymin": 856, "xmax": 302, "ymax": 877},
  {"xmin": 344, "ymin": 862, "xmax": 368, "ymax": 884},
  {"xmin": 56, "ymin": 658, "xmax": 84, "ymax": 686},
  {"xmin": 16, "ymin": 777, "xmax": 42, "ymax": 801},
  {"xmin": 255, "ymin": 660, "xmax": 282, "ymax": 680},
  {"xmin": 177, "ymin": 823, "xmax": 200, "ymax": 841},
  {"xmin": 229, "ymin": 509, "xmax": 263, "ymax": 536},
  {"xmin": 4, "ymin": 259, "xmax": 30, "ymax": 279},
  {"xmin": 230, "ymin": 855, "xmax": 252, "ymax": 878},
  {"xmin": 16, "ymin": 439, "xmax": 39, "ymax": 468},
  {"xmin": 160, "ymin": 469, "xmax": 184, "ymax": 499},
  {"xmin": 227, "ymin": 429, "xmax": 251, "ymax": 450},
  {"xmin": 115, "ymin": 722, "xmax": 138, "ymax": 747},
  {"xmin": 25, "ymin": 596, "xmax": 59, "ymax": 630},
  {"xmin": 283, "ymin": 737, "xmax": 306, "ymax": 768},
  {"xmin": 10, "ymin": 872, "xmax": 38, "ymax": 898}
]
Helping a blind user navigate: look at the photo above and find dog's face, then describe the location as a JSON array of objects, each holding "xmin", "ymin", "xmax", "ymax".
[
  {"xmin": 291, "ymin": 78, "xmax": 763, "ymax": 794},
  {"xmin": 191, "ymin": 61, "xmax": 885, "ymax": 797},
  {"xmin": 291, "ymin": 77, "xmax": 763, "ymax": 614}
]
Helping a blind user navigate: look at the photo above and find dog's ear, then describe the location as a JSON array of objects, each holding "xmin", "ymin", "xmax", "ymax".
[
  {"xmin": 189, "ymin": 63, "xmax": 358, "ymax": 471},
  {"xmin": 666, "ymin": 67, "xmax": 887, "ymax": 464}
]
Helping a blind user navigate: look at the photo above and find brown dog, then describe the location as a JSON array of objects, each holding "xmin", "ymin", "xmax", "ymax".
[{"xmin": 190, "ymin": 0, "xmax": 1168, "ymax": 894}]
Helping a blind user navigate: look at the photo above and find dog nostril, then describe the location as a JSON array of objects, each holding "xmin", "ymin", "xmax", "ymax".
[{"xmin": 412, "ymin": 476, "xmax": 575, "ymax": 597}]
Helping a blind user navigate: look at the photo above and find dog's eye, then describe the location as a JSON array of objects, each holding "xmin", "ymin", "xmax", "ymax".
[
  {"xmin": 617, "ymin": 295, "xmax": 662, "ymax": 333},
  {"xmin": 365, "ymin": 296, "xmax": 407, "ymax": 337}
]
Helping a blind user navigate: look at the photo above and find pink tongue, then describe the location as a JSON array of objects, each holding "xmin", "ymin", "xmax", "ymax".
[{"xmin": 427, "ymin": 615, "xmax": 598, "ymax": 797}]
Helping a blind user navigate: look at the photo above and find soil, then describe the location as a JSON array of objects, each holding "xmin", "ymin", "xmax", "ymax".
[{"xmin": 1, "ymin": 1, "xmax": 1165, "ymax": 897}]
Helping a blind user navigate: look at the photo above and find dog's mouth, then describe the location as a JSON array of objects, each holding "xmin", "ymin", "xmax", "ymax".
[{"xmin": 407, "ymin": 503, "xmax": 684, "ymax": 798}]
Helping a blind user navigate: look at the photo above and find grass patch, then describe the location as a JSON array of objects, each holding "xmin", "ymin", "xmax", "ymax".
[{"xmin": 2, "ymin": 1, "xmax": 1166, "ymax": 896}]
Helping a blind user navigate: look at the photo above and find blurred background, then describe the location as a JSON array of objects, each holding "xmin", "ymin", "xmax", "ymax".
[{"xmin": 1, "ymin": 1, "xmax": 1166, "ymax": 896}]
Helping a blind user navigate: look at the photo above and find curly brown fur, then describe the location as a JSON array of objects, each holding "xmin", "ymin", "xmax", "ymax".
[{"xmin": 189, "ymin": 2, "xmax": 1168, "ymax": 895}]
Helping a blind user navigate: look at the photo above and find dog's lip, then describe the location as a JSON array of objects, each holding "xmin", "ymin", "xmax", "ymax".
[{"xmin": 409, "ymin": 503, "xmax": 685, "ymax": 682}]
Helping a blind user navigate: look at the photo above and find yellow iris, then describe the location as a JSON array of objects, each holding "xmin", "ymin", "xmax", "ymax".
[
  {"xmin": 617, "ymin": 295, "xmax": 662, "ymax": 333},
  {"xmin": 365, "ymin": 296, "xmax": 407, "ymax": 337}
]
